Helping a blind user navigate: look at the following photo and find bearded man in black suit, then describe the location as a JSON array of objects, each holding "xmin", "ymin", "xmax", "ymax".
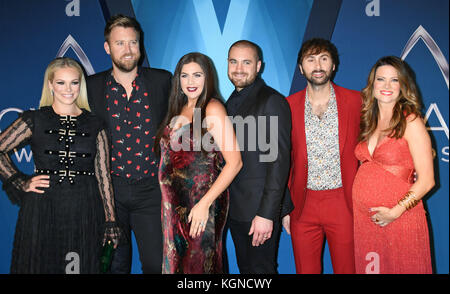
[{"xmin": 225, "ymin": 40, "xmax": 293, "ymax": 274}]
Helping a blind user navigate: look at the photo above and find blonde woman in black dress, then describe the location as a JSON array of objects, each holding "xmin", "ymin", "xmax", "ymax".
[{"xmin": 0, "ymin": 57, "xmax": 120, "ymax": 273}]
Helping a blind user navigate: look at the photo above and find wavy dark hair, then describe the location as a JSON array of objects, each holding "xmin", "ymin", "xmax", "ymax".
[
  {"xmin": 297, "ymin": 38, "xmax": 340, "ymax": 72},
  {"xmin": 359, "ymin": 56, "xmax": 422, "ymax": 142},
  {"xmin": 154, "ymin": 52, "xmax": 219, "ymax": 156}
]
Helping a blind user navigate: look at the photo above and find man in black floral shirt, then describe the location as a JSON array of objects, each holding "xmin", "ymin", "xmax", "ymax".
[{"xmin": 87, "ymin": 15, "xmax": 171, "ymax": 274}]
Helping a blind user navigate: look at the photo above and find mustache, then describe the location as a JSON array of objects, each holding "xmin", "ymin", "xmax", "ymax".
[{"xmin": 121, "ymin": 54, "xmax": 136, "ymax": 58}]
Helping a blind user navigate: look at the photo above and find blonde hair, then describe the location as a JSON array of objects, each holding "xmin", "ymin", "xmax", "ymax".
[{"xmin": 39, "ymin": 57, "xmax": 91, "ymax": 111}]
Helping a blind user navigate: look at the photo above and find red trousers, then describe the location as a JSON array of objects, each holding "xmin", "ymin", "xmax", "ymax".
[{"xmin": 291, "ymin": 187, "xmax": 355, "ymax": 274}]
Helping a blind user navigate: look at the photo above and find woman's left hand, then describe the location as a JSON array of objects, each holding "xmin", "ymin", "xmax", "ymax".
[
  {"xmin": 187, "ymin": 200, "xmax": 210, "ymax": 238},
  {"xmin": 103, "ymin": 221, "xmax": 121, "ymax": 249},
  {"xmin": 370, "ymin": 206, "xmax": 403, "ymax": 227}
]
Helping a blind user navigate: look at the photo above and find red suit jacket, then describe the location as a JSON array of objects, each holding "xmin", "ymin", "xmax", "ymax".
[{"xmin": 286, "ymin": 83, "xmax": 361, "ymax": 221}]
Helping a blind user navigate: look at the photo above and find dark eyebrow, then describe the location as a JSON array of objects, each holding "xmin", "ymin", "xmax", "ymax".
[
  {"xmin": 228, "ymin": 58, "xmax": 252, "ymax": 63},
  {"xmin": 180, "ymin": 72, "xmax": 203, "ymax": 75},
  {"xmin": 305, "ymin": 53, "xmax": 330, "ymax": 59}
]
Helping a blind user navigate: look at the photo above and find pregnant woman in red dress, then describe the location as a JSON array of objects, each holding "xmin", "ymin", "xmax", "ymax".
[{"xmin": 352, "ymin": 56, "xmax": 434, "ymax": 274}]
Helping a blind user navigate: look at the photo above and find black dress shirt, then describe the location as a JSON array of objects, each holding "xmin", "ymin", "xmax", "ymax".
[
  {"xmin": 226, "ymin": 79, "xmax": 258, "ymax": 116},
  {"xmin": 105, "ymin": 68, "xmax": 158, "ymax": 180}
]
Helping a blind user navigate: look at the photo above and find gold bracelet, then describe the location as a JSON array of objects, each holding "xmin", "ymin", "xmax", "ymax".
[
  {"xmin": 398, "ymin": 191, "xmax": 419, "ymax": 211},
  {"xmin": 401, "ymin": 191, "xmax": 418, "ymax": 210}
]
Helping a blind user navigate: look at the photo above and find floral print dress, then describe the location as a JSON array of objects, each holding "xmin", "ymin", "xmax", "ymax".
[{"xmin": 158, "ymin": 123, "xmax": 228, "ymax": 273}]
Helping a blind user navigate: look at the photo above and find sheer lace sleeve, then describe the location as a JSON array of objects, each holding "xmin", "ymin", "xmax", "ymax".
[
  {"xmin": 0, "ymin": 112, "xmax": 33, "ymax": 205},
  {"xmin": 94, "ymin": 128, "xmax": 120, "ymax": 244}
]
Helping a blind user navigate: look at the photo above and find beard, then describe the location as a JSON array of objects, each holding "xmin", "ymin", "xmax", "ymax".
[
  {"xmin": 111, "ymin": 53, "xmax": 140, "ymax": 73},
  {"xmin": 304, "ymin": 70, "xmax": 333, "ymax": 86},
  {"xmin": 228, "ymin": 72, "xmax": 257, "ymax": 89}
]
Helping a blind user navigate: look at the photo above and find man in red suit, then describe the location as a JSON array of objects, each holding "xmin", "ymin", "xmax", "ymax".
[{"xmin": 284, "ymin": 38, "xmax": 361, "ymax": 274}]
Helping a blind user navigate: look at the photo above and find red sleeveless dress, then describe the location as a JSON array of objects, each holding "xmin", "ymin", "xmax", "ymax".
[{"xmin": 352, "ymin": 136, "xmax": 432, "ymax": 274}]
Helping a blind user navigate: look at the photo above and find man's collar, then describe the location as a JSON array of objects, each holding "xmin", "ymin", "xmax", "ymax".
[
  {"xmin": 305, "ymin": 82, "xmax": 335, "ymax": 100},
  {"xmin": 232, "ymin": 77, "xmax": 260, "ymax": 97}
]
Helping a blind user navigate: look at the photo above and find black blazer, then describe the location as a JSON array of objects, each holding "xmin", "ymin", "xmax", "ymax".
[
  {"xmin": 86, "ymin": 67, "xmax": 172, "ymax": 137},
  {"xmin": 226, "ymin": 78, "xmax": 293, "ymax": 222}
]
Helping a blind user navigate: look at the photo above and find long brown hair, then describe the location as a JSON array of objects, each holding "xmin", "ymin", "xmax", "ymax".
[
  {"xmin": 154, "ymin": 52, "xmax": 219, "ymax": 156},
  {"xmin": 359, "ymin": 56, "xmax": 422, "ymax": 142}
]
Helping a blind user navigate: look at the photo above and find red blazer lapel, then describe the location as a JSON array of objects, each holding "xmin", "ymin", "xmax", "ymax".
[
  {"xmin": 299, "ymin": 93, "xmax": 308, "ymax": 161},
  {"xmin": 290, "ymin": 89, "xmax": 308, "ymax": 162},
  {"xmin": 334, "ymin": 83, "xmax": 349, "ymax": 155}
]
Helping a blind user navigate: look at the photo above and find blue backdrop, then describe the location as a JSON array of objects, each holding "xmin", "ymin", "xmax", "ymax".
[{"xmin": 0, "ymin": 0, "xmax": 448, "ymax": 274}]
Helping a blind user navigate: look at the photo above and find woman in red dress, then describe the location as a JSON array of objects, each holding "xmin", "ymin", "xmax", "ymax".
[{"xmin": 352, "ymin": 56, "xmax": 434, "ymax": 274}]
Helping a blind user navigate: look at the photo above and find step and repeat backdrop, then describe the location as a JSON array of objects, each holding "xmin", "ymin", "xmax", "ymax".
[{"xmin": 0, "ymin": 0, "xmax": 448, "ymax": 274}]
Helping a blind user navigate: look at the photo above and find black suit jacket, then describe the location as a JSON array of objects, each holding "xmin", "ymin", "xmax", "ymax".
[
  {"xmin": 86, "ymin": 67, "xmax": 172, "ymax": 141},
  {"xmin": 226, "ymin": 78, "xmax": 293, "ymax": 222}
]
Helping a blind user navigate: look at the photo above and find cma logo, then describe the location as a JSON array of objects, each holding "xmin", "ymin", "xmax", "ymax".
[
  {"xmin": 0, "ymin": 108, "xmax": 33, "ymax": 163},
  {"xmin": 401, "ymin": 26, "xmax": 449, "ymax": 163},
  {"xmin": 365, "ymin": 0, "xmax": 380, "ymax": 17},
  {"xmin": 65, "ymin": 0, "xmax": 80, "ymax": 17},
  {"xmin": 56, "ymin": 34, "xmax": 95, "ymax": 75}
]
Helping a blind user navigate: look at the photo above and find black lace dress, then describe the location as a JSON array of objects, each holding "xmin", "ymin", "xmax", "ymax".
[{"xmin": 0, "ymin": 106, "xmax": 117, "ymax": 274}]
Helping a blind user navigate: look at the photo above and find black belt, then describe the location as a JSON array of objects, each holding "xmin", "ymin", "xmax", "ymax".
[
  {"xmin": 44, "ymin": 150, "xmax": 91, "ymax": 158},
  {"xmin": 35, "ymin": 168, "xmax": 95, "ymax": 184}
]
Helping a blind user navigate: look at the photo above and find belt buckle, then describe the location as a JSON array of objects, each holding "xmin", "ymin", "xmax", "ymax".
[{"xmin": 58, "ymin": 170, "xmax": 76, "ymax": 177}]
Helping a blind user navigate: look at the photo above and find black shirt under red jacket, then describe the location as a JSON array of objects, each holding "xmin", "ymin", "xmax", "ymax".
[{"xmin": 86, "ymin": 67, "xmax": 172, "ymax": 183}]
